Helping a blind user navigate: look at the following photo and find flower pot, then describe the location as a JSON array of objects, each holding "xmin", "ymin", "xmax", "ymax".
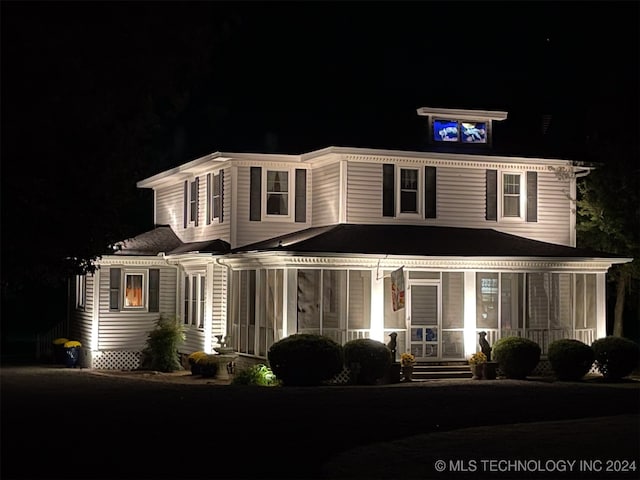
[
  {"xmin": 65, "ymin": 347, "xmax": 80, "ymax": 368},
  {"xmin": 470, "ymin": 363, "xmax": 484, "ymax": 380},
  {"xmin": 483, "ymin": 361, "xmax": 498, "ymax": 380},
  {"xmin": 401, "ymin": 365, "xmax": 414, "ymax": 382}
]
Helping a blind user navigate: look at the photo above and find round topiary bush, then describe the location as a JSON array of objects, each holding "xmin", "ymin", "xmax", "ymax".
[
  {"xmin": 592, "ymin": 336, "xmax": 640, "ymax": 381},
  {"xmin": 343, "ymin": 338, "xmax": 393, "ymax": 385},
  {"xmin": 492, "ymin": 336, "xmax": 541, "ymax": 379},
  {"xmin": 267, "ymin": 334, "xmax": 344, "ymax": 386},
  {"xmin": 547, "ymin": 339, "xmax": 594, "ymax": 381}
]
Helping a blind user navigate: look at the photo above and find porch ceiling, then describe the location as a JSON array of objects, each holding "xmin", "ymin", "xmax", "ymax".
[{"xmin": 230, "ymin": 223, "xmax": 628, "ymax": 259}]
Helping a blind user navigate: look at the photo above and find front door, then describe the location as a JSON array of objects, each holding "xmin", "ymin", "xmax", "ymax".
[{"xmin": 407, "ymin": 281, "xmax": 440, "ymax": 361}]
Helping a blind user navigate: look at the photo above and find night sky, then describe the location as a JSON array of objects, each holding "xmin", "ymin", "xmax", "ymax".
[{"xmin": 2, "ymin": 1, "xmax": 638, "ymax": 340}]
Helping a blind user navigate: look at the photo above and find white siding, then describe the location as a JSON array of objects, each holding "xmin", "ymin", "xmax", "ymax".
[
  {"xmin": 97, "ymin": 266, "xmax": 177, "ymax": 351},
  {"xmin": 346, "ymin": 163, "xmax": 572, "ymax": 245},
  {"xmin": 71, "ymin": 274, "xmax": 95, "ymax": 349},
  {"xmin": 235, "ymin": 166, "xmax": 311, "ymax": 248},
  {"xmin": 312, "ymin": 162, "xmax": 340, "ymax": 226},
  {"xmin": 155, "ymin": 168, "xmax": 232, "ymax": 245}
]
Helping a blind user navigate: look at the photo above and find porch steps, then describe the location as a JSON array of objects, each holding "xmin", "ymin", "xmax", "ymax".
[{"xmin": 411, "ymin": 362, "xmax": 472, "ymax": 380}]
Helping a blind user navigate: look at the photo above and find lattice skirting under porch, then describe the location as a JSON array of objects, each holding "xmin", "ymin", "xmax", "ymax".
[{"xmin": 91, "ymin": 350, "xmax": 142, "ymax": 370}]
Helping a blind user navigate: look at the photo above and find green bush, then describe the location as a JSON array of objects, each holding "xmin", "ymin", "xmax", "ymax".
[
  {"xmin": 492, "ymin": 336, "xmax": 541, "ymax": 379},
  {"xmin": 232, "ymin": 364, "xmax": 279, "ymax": 386},
  {"xmin": 592, "ymin": 336, "xmax": 640, "ymax": 381},
  {"xmin": 140, "ymin": 315, "xmax": 185, "ymax": 372},
  {"xmin": 267, "ymin": 334, "xmax": 344, "ymax": 386},
  {"xmin": 547, "ymin": 339, "xmax": 594, "ymax": 381},
  {"xmin": 343, "ymin": 338, "xmax": 392, "ymax": 385}
]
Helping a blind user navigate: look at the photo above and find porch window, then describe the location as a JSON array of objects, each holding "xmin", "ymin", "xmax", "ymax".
[
  {"xmin": 476, "ymin": 273, "xmax": 499, "ymax": 329},
  {"xmin": 500, "ymin": 273, "xmax": 524, "ymax": 330},
  {"xmin": 297, "ymin": 269, "xmax": 347, "ymax": 344},
  {"xmin": 183, "ymin": 273, "xmax": 205, "ymax": 328}
]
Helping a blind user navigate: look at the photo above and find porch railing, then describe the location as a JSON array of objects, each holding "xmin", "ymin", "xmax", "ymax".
[{"xmin": 477, "ymin": 328, "xmax": 596, "ymax": 355}]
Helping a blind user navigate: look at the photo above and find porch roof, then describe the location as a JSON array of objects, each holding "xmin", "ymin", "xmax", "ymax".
[
  {"xmin": 230, "ymin": 223, "xmax": 627, "ymax": 259},
  {"xmin": 113, "ymin": 226, "xmax": 230, "ymax": 256}
]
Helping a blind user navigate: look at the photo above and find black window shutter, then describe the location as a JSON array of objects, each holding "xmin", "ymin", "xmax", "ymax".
[
  {"xmin": 149, "ymin": 269, "xmax": 160, "ymax": 312},
  {"xmin": 425, "ymin": 166, "xmax": 437, "ymax": 218},
  {"xmin": 382, "ymin": 164, "xmax": 395, "ymax": 217},
  {"xmin": 295, "ymin": 169, "xmax": 307, "ymax": 222},
  {"xmin": 109, "ymin": 268, "xmax": 121, "ymax": 311},
  {"xmin": 183, "ymin": 181, "xmax": 188, "ymax": 228},
  {"xmin": 486, "ymin": 169, "xmax": 497, "ymax": 221},
  {"xmin": 194, "ymin": 177, "xmax": 199, "ymax": 226},
  {"xmin": 206, "ymin": 173, "xmax": 211, "ymax": 225},
  {"xmin": 219, "ymin": 170, "xmax": 224, "ymax": 223},
  {"xmin": 526, "ymin": 171, "xmax": 538, "ymax": 222},
  {"xmin": 250, "ymin": 167, "xmax": 262, "ymax": 221}
]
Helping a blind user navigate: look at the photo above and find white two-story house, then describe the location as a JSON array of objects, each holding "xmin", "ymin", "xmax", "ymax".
[{"xmin": 69, "ymin": 107, "xmax": 631, "ymax": 370}]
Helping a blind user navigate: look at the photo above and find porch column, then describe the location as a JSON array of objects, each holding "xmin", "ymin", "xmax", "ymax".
[
  {"xmin": 204, "ymin": 263, "xmax": 214, "ymax": 353},
  {"xmin": 463, "ymin": 271, "xmax": 476, "ymax": 358},
  {"xmin": 596, "ymin": 272, "xmax": 607, "ymax": 339},
  {"xmin": 284, "ymin": 269, "xmax": 298, "ymax": 337},
  {"xmin": 369, "ymin": 269, "xmax": 384, "ymax": 342}
]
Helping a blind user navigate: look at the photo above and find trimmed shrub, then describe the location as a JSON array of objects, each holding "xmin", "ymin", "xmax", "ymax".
[
  {"xmin": 343, "ymin": 338, "xmax": 392, "ymax": 385},
  {"xmin": 232, "ymin": 364, "xmax": 279, "ymax": 386},
  {"xmin": 548, "ymin": 339, "xmax": 594, "ymax": 381},
  {"xmin": 492, "ymin": 336, "xmax": 541, "ymax": 379},
  {"xmin": 592, "ymin": 336, "xmax": 640, "ymax": 381},
  {"xmin": 267, "ymin": 334, "xmax": 344, "ymax": 386}
]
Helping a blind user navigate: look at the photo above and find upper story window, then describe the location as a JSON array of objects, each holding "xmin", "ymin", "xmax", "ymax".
[
  {"xmin": 184, "ymin": 178, "xmax": 200, "ymax": 228},
  {"xmin": 206, "ymin": 171, "xmax": 224, "ymax": 224},
  {"xmin": 502, "ymin": 173, "xmax": 522, "ymax": 217},
  {"xmin": 250, "ymin": 166, "xmax": 307, "ymax": 223},
  {"xmin": 383, "ymin": 164, "xmax": 437, "ymax": 219},
  {"xmin": 486, "ymin": 170, "xmax": 537, "ymax": 222},
  {"xmin": 399, "ymin": 168, "xmax": 419, "ymax": 214},
  {"xmin": 266, "ymin": 170, "xmax": 289, "ymax": 216}
]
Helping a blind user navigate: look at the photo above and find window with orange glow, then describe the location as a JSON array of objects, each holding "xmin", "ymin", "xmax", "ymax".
[{"xmin": 125, "ymin": 273, "xmax": 144, "ymax": 308}]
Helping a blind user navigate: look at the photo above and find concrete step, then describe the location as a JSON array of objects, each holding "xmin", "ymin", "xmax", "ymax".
[{"xmin": 409, "ymin": 362, "xmax": 472, "ymax": 380}]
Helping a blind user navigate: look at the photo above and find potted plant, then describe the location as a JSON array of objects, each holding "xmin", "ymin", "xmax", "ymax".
[
  {"xmin": 187, "ymin": 351, "xmax": 208, "ymax": 375},
  {"xmin": 63, "ymin": 340, "xmax": 82, "ymax": 368},
  {"xmin": 52, "ymin": 337, "xmax": 69, "ymax": 365},
  {"xmin": 468, "ymin": 351, "xmax": 487, "ymax": 380},
  {"xmin": 400, "ymin": 352, "xmax": 416, "ymax": 382}
]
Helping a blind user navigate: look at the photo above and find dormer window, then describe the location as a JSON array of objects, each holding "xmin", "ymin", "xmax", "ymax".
[
  {"xmin": 433, "ymin": 119, "xmax": 487, "ymax": 144},
  {"xmin": 266, "ymin": 170, "xmax": 289, "ymax": 216}
]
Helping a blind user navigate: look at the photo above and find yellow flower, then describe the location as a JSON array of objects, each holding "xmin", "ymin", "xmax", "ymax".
[
  {"xmin": 53, "ymin": 338, "xmax": 69, "ymax": 345},
  {"xmin": 469, "ymin": 352, "xmax": 487, "ymax": 365},
  {"xmin": 64, "ymin": 340, "xmax": 82, "ymax": 348},
  {"xmin": 188, "ymin": 351, "xmax": 208, "ymax": 364},
  {"xmin": 400, "ymin": 352, "xmax": 415, "ymax": 366}
]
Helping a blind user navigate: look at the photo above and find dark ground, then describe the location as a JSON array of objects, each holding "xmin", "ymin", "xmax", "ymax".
[{"xmin": 1, "ymin": 365, "xmax": 639, "ymax": 480}]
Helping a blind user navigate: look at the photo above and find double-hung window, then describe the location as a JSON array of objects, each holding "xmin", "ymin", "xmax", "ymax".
[
  {"xmin": 502, "ymin": 173, "xmax": 522, "ymax": 218},
  {"xmin": 399, "ymin": 168, "xmax": 419, "ymax": 214},
  {"xmin": 266, "ymin": 170, "xmax": 289, "ymax": 216},
  {"xmin": 109, "ymin": 268, "xmax": 159, "ymax": 312}
]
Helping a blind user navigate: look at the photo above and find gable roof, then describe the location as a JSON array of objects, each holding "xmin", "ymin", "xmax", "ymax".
[
  {"xmin": 113, "ymin": 226, "xmax": 230, "ymax": 256},
  {"xmin": 230, "ymin": 223, "xmax": 627, "ymax": 260}
]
